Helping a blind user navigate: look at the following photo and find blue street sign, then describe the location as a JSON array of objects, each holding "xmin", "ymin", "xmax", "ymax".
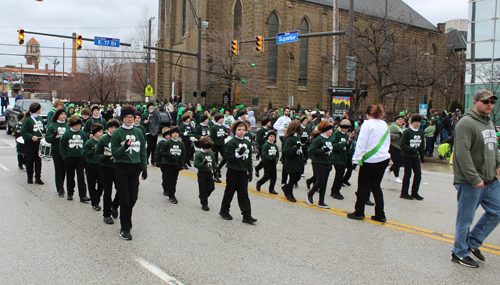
[
  {"xmin": 419, "ymin": 104, "xmax": 428, "ymax": 116},
  {"xmin": 276, "ymin": 31, "xmax": 298, "ymax": 44},
  {"xmin": 94, "ymin": 37, "xmax": 120, "ymax": 47}
]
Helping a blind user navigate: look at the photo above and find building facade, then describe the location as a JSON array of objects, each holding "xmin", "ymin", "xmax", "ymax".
[{"xmin": 156, "ymin": 0, "xmax": 450, "ymax": 117}]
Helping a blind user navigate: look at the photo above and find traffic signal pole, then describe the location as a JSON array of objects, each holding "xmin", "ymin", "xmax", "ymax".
[{"xmin": 238, "ymin": 31, "xmax": 345, "ymax": 44}]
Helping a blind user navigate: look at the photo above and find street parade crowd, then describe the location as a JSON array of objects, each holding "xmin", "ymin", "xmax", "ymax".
[{"xmin": 9, "ymin": 90, "xmax": 500, "ymax": 268}]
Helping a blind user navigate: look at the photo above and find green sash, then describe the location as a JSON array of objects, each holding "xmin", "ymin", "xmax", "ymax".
[{"xmin": 358, "ymin": 126, "xmax": 389, "ymax": 166}]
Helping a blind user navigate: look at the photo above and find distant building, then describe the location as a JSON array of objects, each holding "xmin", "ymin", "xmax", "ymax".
[
  {"xmin": 25, "ymin": 38, "xmax": 41, "ymax": 69},
  {"xmin": 445, "ymin": 19, "xmax": 468, "ymax": 37}
]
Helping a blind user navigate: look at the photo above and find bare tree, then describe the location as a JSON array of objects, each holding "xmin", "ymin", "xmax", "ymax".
[
  {"xmin": 433, "ymin": 51, "xmax": 466, "ymax": 110},
  {"xmin": 469, "ymin": 63, "xmax": 500, "ymax": 122}
]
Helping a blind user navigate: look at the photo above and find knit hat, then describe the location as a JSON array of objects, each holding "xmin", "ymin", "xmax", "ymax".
[
  {"xmin": 52, "ymin": 109, "xmax": 66, "ymax": 122},
  {"xmin": 261, "ymin": 117, "xmax": 270, "ymax": 126},
  {"xmin": 135, "ymin": 111, "xmax": 142, "ymax": 119},
  {"xmin": 266, "ymin": 131, "xmax": 277, "ymax": 140},
  {"xmin": 121, "ymin": 107, "xmax": 135, "ymax": 119},
  {"xmin": 170, "ymin": 126, "xmax": 180, "ymax": 135},
  {"xmin": 201, "ymin": 114, "xmax": 209, "ymax": 123},
  {"xmin": 107, "ymin": 120, "xmax": 120, "ymax": 129},
  {"xmin": 69, "ymin": 118, "xmax": 83, "ymax": 127},
  {"xmin": 339, "ymin": 119, "xmax": 351, "ymax": 128},
  {"xmin": 91, "ymin": 105, "xmax": 100, "ymax": 112}
]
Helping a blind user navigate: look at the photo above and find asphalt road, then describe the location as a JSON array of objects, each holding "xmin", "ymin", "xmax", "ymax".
[{"xmin": 0, "ymin": 130, "xmax": 499, "ymax": 284}]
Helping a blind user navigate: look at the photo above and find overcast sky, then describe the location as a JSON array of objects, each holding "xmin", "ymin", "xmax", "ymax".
[{"xmin": 0, "ymin": 0, "xmax": 468, "ymax": 74}]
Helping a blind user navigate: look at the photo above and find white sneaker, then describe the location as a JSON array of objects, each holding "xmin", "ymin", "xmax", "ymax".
[
  {"xmin": 394, "ymin": 177, "xmax": 402, "ymax": 183},
  {"xmin": 385, "ymin": 169, "xmax": 391, "ymax": 180}
]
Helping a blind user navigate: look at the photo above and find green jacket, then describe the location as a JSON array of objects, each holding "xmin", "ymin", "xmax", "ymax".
[
  {"xmin": 308, "ymin": 134, "xmax": 333, "ymax": 165},
  {"xmin": 400, "ymin": 127, "xmax": 425, "ymax": 159},
  {"xmin": 331, "ymin": 130, "xmax": 349, "ymax": 166},
  {"xmin": 300, "ymin": 125, "xmax": 312, "ymax": 145},
  {"xmin": 134, "ymin": 124, "xmax": 147, "ymax": 139},
  {"xmin": 194, "ymin": 150, "xmax": 218, "ymax": 172},
  {"xmin": 180, "ymin": 123, "xmax": 195, "ymax": 140},
  {"xmin": 225, "ymin": 136, "xmax": 252, "ymax": 173},
  {"xmin": 453, "ymin": 109, "xmax": 500, "ymax": 185},
  {"xmin": 142, "ymin": 112, "xmax": 153, "ymax": 131},
  {"xmin": 83, "ymin": 138, "xmax": 100, "ymax": 165},
  {"xmin": 45, "ymin": 121, "xmax": 68, "ymax": 151},
  {"xmin": 95, "ymin": 134, "xmax": 115, "ymax": 169},
  {"xmin": 424, "ymin": 125, "xmax": 435, "ymax": 138},
  {"xmin": 282, "ymin": 135, "xmax": 305, "ymax": 173},
  {"xmin": 262, "ymin": 141, "xmax": 279, "ymax": 164},
  {"xmin": 156, "ymin": 139, "xmax": 186, "ymax": 166},
  {"xmin": 20, "ymin": 115, "xmax": 45, "ymax": 145},
  {"xmin": 46, "ymin": 109, "xmax": 56, "ymax": 128},
  {"xmin": 210, "ymin": 124, "xmax": 228, "ymax": 146},
  {"xmin": 59, "ymin": 129, "xmax": 88, "ymax": 160},
  {"xmin": 83, "ymin": 116, "xmax": 107, "ymax": 136},
  {"xmin": 255, "ymin": 127, "xmax": 270, "ymax": 149},
  {"xmin": 243, "ymin": 132, "xmax": 253, "ymax": 144},
  {"xmin": 110, "ymin": 126, "xmax": 147, "ymax": 170},
  {"xmin": 389, "ymin": 124, "xmax": 404, "ymax": 150},
  {"xmin": 195, "ymin": 124, "xmax": 211, "ymax": 140}
]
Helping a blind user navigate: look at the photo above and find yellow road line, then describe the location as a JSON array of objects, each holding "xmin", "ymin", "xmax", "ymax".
[{"xmin": 169, "ymin": 168, "xmax": 500, "ymax": 256}]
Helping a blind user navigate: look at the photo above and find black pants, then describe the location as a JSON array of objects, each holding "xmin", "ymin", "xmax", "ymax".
[
  {"xmin": 401, "ymin": 157, "xmax": 422, "ymax": 196},
  {"xmin": 213, "ymin": 144, "xmax": 227, "ymax": 171},
  {"xmin": 198, "ymin": 171, "xmax": 215, "ymax": 206},
  {"xmin": 257, "ymin": 162, "xmax": 277, "ymax": 191},
  {"xmin": 255, "ymin": 148, "xmax": 264, "ymax": 172},
  {"xmin": 220, "ymin": 169, "xmax": 251, "ymax": 217},
  {"xmin": 25, "ymin": 142, "xmax": 41, "ymax": 182},
  {"xmin": 52, "ymin": 148, "xmax": 66, "ymax": 193},
  {"xmin": 389, "ymin": 146, "xmax": 402, "ymax": 177},
  {"xmin": 16, "ymin": 142, "xmax": 25, "ymax": 168},
  {"xmin": 301, "ymin": 145, "xmax": 309, "ymax": 175},
  {"xmin": 102, "ymin": 166, "xmax": 120, "ymax": 218},
  {"xmin": 284, "ymin": 172, "xmax": 300, "ymax": 198},
  {"xmin": 331, "ymin": 164, "xmax": 346, "ymax": 195},
  {"xmin": 115, "ymin": 163, "xmax": 141, "ymax": 231},
  {"xmin": 353, "ymin": 159, "xmax": 390, "ymax": 218},
  {"xmin": 161, "ymin": 165, "xmax": 180, "ymax": 197},
  {"xmin": 343, "ymin": 154, "xmax": 353, "ymax": 183},
  {"xmin": 66, "ymin": 156, "xmax": 87, "ymax": 197},
  {"xmin": 182, "ymin": 138, "xmax": 194, "ymax": 164},
  {"xmin": 86, "ymin": 163, "xmax": 104, "ymax": 207},
  {"xmin": 309, "ymin": 164, "xmax": 332, "ymax": 204},
  {"xmin": 146, "ymin": 134, "xmax": 158, "ymax": 164}
]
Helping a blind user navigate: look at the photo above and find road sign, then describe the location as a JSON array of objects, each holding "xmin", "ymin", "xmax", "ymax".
[
  {"xmin": 145, "ymin": 85, "xmax": 154, "ymax": 97},
  {"xmin": 94, "ymin": 37, "xmax": 120, "ymax": 48},
  {"xmin": 277, "ymin": 31, "xmax": 298, "ymax": 44},
  {"xmin": 419, "ymin": 104, "xmax": 428, "ymax": 115},
  {"xmin": 131, "ymin": 40, "xmax": 144, "ymax": 52},
  {"xmin": 328, "ymin": 86, "xmax": 356, "ymax": 95}
]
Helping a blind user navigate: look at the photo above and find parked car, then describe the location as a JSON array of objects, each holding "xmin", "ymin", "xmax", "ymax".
[{"xmin": 5, "ymin": 99, "xmax": 52, "ymax": 134}]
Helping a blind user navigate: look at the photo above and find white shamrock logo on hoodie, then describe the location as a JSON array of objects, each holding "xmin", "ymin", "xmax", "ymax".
[
  {"xmin": 238, "ymin": 143, "xmax": 249, "ymax": 160},
  {"xmin": 69, "ymin": 135, "xmax": 83, "ymax": 149},
  {"xmin": 56, "ymin": 127, "xmax": 66, "ymax": 139},
  {"xmin": 122, "ymin": 135, "xmax": 140, "ymax": 154}
]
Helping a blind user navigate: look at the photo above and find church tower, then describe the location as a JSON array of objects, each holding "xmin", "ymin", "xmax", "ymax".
[{"xmin": 25, "ymin": 37, "xmax": 41, "ymax": 69}]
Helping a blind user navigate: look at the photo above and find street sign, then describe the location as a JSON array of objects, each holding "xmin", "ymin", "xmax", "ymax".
[
  {"xmin": 419, "ymin": 104, "xmax": 428, "ymax": 116},
  {"xmin": 328, "ymin": 86, "xmax": 356, "ymax": 95},
  {"xmin": 145, "ymin": 85, "xmax": 154, "ymax": 97},
  {"xmin": 131, "ymin": 40, "xmax": 144, "ymax": 52},
  {"xmin": 94, "ymin": 37, "xmax": 120, "ymax": 48},
  {"xmin": 277, "ymin": 31, "xmax": 298, "ymax": 44},
  {"xmin": 223, "ymin": 92, "xmax": 229, "ymax": 105}
]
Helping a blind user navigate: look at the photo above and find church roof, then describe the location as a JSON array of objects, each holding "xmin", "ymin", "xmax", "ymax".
[
  {"xmin": 27, "ymin": 37, "xmax": 39, "ymax": 44},
  {"xmin": 302, "ymin": 0, "xmax": 439, "ymax": 32},
  {"xmin": 446, "ymin": 29, "xmax": 467, "ymax": 51}
]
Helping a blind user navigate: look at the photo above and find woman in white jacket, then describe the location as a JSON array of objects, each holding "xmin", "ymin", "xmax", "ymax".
[{"xmin": 347, "ymin": 105, "xmax": 391, "ymax": 222}]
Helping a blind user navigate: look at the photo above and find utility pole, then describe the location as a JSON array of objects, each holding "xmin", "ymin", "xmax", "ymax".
[
  {"xmin": 346, "ymin": 0, "xmax": 355, "ymax": 88},
  {"xmin": 332, "ymin": 0, "xmax": 339, "ymax": 87},
  {"xmin": 62, "ymin": 42, "xmax": 65, "ymax": 99},
  {"xmin": 146, "ymin": 17, "xmax": 155, "ymax": 91}
]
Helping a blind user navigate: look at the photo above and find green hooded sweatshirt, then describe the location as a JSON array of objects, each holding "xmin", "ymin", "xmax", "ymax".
[{"xmin": 453, "ymin": 109, "xmax": 500, "ymax": 185}]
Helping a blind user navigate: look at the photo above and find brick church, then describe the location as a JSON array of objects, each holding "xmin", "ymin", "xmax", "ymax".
[{"xmin": 155, "ymin": 0, "xmax": 453, "ymax": 117}]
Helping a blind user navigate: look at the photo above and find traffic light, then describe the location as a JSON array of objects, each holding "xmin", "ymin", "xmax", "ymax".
[
  {"xmin": 256, "ymin": 36, "xmax": 263, "ymax": 52},
  {"xmin": 231, "ymin": 40, "xmax": 238, "ymax": 55},
  {"xmin": 18, "ymin": 29, "xmax": 24, "ymax": 45},
  {"xmin": 76, "ymin": 35, "xmax": 82, "ymax": 50}
]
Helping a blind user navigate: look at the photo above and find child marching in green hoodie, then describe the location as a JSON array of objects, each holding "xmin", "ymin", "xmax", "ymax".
[
  {"xmin": 256, "ymin": 131, "xmax": 279, "ymax": 194},
  {"xmin": 110, "ymin": 105, "xmax": 147, "ymax": 240},
  {"xmin": 59, "ymin": 116, "xmax": 89, "ymax": 202},
  {"xmin": 330, "ymin": 119, "xmax": 351, "ymax": 200},
  {"xmin": 180, "ymin": 114, "xmax": 195, "ymax": 169},
  {"xmin": 400, "ymin": 113, "xmax": 426, "ymax": 200},
  {"xmin": 194, "ymin": 137, "xmax": 218, "ymax": 211},
  {"xmin": 156, "ymin": 127, "xmax": 185, "ymax": 204},
  {"xmin": 219, "ymin": 121, "xmax": 256, "ymax": 224},
  {"xmin": 210, "ymin": 113, "xmax": 228, "ymax": 182},
  {"xmin": 45, "ymin": 109, "xmax": 68, "ymax": 197},
  {"xmin": 281, "ymin": 121, "xmax": 305, "ymax": 202},
  {"xmin": 20, "ymin": 102, "xmax": 45, "ymax": 185},
  {"xmin": 83, "ymin": 123, "xmax": 104, "ymax": 210},
  {"xmin": 254, "ymin": 117, "xmax": 272, "ymax": 178}
]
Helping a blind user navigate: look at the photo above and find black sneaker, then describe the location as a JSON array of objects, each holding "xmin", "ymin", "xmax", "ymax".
[
  {"xmin": 35, "ymin": 180, "xmax": 44, "ymax": 185},
  {"xmin": 365, "ymin": 200, "xmax": 375, "ymax": 206},
  {"xmin": 306, "ymin": 179, "xmax": 312, "ymax": 190},
  {"xmin": 214, "ymin": 176, "xmax": 222, "ymax": 183},
  {"xmin": 58, "ymin": 192, "xmax": 64, "ymax": 198},
  {"xmin": 255, "ymin": 169, "xmax": 260, "ymax": 178},
  {"xmin": 217, "ymin": 171, "xmax": 222, "ymax": 178},
  {"xmin": 202, "ymin": 205, "xmax": 210, "ymax": 211},
  {"xmin": 242, "ymin": 216, "xmax": 258, "ymax": 224},
  {"xmin": 347, "ymin": 213, "xmax": 364, "ymax": 220},
  {"xmin": 186, "ymin": 161, "xmax": 192, "ymax": 167},
  {"xmin": 27, "ymin": 180, "xmax": 33, "ymax": 184},
  {"xmin": 469, "ymin": 248, "xmax": 485, "ymax": 261},
  {"xmin": 451, "ymin": 253, "xmax": 479, "ymax": 268},
  {"xmin": 331, "ymin": 193, "xmax": 344, "ymax": 200},
  {"xmin": 103, "ymin": 217, "xmax": 114, "ymax": 224},
  {"xmin": 169, "ymin": 197, "xmax": 178, "ymax": 204},
  {"xmin": 219, "ymin": 212, "xmax": 233, "ymax": 220},
  {"xmin": 182, "ymin": 164, "xmax": 189, "ymax": 170},
  {"xmin": 343, "ymin": 182, "xmax": 351, "ymax": 187},
  {"xmin": 400, "ymin": 194, "xmax": 414, "ymax": 200},
  {"xmin": 371, "ymin": 215, "xmax": 387, "ymax": 222},
  {"xmin": 119, "ymin": 230, "xmax": 132, "ymax": 240},
  {"xmin": 269, "ymin": 189, "xmax": 278, "ymax": 195},
  {"xmin": 306, "ymin": 191, "xmax": 314, "ymax": 205},
  {"xmin": 111, "ymin": 207, "xmax": 119, "ymax": 219},
  {"xmin": 256, "ymin": 182, "xmax": 261, "ymax": 191},
  {"xmin": 294, "ymin": 183, "xmax": 299, "ymax": 188},
  {"xmin": 287, "ymin": 196, "xmax": 297, "ymax": 203},
  {"xmin": 67, "ymin": 195, "xmax": 73, "ymax": 201},
  {"xmin": 412, "ymin": 193, "xmax": 424, "ymax": 200},
  {"xmin": 92, "ymin": 205, "xmax": 101, "ymax": 211},
  {"xmin": 80, "ymin": 197, "xmax": 91, "ymax": 203},
  {"xmin": 318, "ymin": 202, "xmax": 330, "ymax": 209}
]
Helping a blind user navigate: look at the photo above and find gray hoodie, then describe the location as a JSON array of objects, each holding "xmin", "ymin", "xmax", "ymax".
[{"xmin": 453, "ymin": 108, "xmax": 500, "ymax": 185}]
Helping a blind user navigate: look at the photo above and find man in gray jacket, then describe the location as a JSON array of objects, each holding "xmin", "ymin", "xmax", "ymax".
[{"xmin": 452, "ymin": 89, "xmax": 500, "ymax": 268}]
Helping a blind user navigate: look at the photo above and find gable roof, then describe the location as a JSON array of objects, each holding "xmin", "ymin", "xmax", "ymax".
[
  {"xmin": 446, "ymin": 29, "xmax": 467, "ymax": 50},
  {"xmin": 27, "ymin": 37, "xmax": 39, "ymax": 44},
  {"xmin": 302, "ymin": 0, "xmax": 439, "ymax": 32}
]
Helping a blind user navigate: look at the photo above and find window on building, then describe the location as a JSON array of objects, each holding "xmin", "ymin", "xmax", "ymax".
[
  {"xmin": 267, "ymin": 12, "xmax": 279, "ymax": 85},
  {"xmin": 234, "ymin": 0, "xmax": 242, "ymax": 33},
  {"xmin": 298, "ymin": 18, "xmax": 309, "ymax": 88}
]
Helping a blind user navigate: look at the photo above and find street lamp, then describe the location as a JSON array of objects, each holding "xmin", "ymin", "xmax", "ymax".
[{"xmin": 52, "ymin": 58, "xmax": 60, "ymax": 101}]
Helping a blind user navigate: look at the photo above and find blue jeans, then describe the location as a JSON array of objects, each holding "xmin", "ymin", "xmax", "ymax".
[
  {"xmin": 453, "ymin": 180, "xmax": 500, "ymax": 257},
  {"xmin": 441, "ymin": 129, "xmax": 449, "ymax": 142}
]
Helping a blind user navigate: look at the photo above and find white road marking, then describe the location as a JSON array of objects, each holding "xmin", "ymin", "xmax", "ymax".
[
  {"xmin": 0, "ymin": 139, "xmax": 16, "ymax": 147},
  {"xmin": 0, "ymin": 162, "xmax": 9, "ymax": 171},
  {"xmin": 135, "ymin": 258, "xmax": 184, "ymax": 285}
]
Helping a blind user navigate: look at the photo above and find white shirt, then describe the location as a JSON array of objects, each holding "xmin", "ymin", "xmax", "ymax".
[
  {"xmin": 273, "ymin": 116, "xmax": 291, "ymax": 137},
  {"xmin": 352, "ymin": 119, "xmax": 390, "ymax": 164}
]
